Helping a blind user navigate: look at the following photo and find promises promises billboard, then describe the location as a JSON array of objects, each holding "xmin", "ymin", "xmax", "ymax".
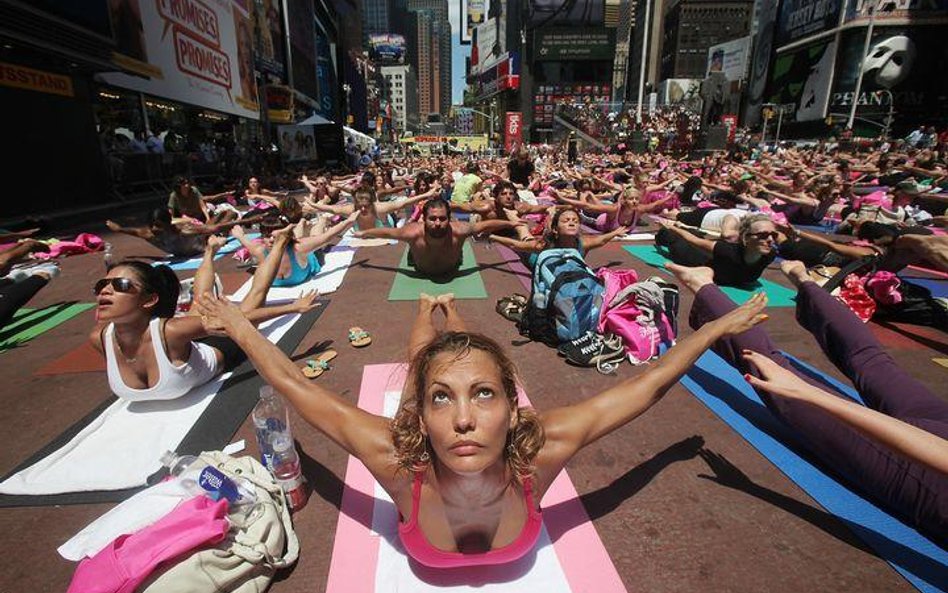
[{"xmin": 101, "ymin": 0, "xmax": 259, "ymax": 119}]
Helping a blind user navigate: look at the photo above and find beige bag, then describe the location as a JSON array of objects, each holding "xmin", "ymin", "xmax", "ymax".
[{"xmin": 140, "ymin": 451, "xmax": 300, "ymax": 593}]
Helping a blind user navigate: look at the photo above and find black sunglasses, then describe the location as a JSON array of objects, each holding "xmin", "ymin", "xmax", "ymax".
[
  {"xmin": 747, "ymin": 231, "xmax": 780, "ymax": 241},
  {"xmin": 93, "ymin": 277, "xmax": 139, "ymax": 295}
]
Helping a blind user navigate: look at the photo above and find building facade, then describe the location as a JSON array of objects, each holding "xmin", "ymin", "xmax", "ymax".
[
  {"xmin": 406, "ymin": 0, "xmax": 451, "ymax": 117},
  {"xmin": 627, "ymin": 0, "xmax": 666, "ymax": 101},
  {"xmin": 660, "ymin": 0, "xmax": 753, "ymax": 80},
  {"xmin": 381, "ymin": 64, "xmax": 419, "ymax": 133}
]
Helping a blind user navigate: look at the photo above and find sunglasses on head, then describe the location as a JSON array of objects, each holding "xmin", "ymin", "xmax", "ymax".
[
  {"xmin": 747, "ymin": 231, "xmax": 780, "ymax": 241},
  {"xmin": 93, "ymin": 277, "xmax": 139, "ymax": 295}
]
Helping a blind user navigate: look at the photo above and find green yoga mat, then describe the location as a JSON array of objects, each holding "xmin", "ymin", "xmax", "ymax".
[
  {"xmin": 388, "ymin": 242, "xmax": 487, "ymax": 300},
  {"xmin": 1, "ymin": 303, "xmax": 96, "ymax": 352},
  {"xmin": 622, "ymin": 244, "xmax": 797, "ymax": 307}
]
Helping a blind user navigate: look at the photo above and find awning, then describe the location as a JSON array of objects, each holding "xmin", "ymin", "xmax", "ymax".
[{"xmin": 298, "ymin": 113, "xmax": 334, "ymax": 125}]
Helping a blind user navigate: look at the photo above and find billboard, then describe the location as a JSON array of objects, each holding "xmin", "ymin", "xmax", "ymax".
[
  {"xmin": 278, "ymin": 124, "xmax": 317, "ymax": 161},
  {"xmin": 504, "ymin": 112, "xmax": 523, "ymax": 152},
  {"xmin": 102, "ymin": 0, "xmax": 260, "ymax": 119},
  {"xmin": 526, "ymin": 0, "xmax": 604, "ymax": 27},
  {"xmin": 471, "ymin": 4, "xmax": 506, "ymax": 76},
  {"xmin": 535, "ymin": 28, "xmax": 615, "ymax": 61},
  {"xmin": 461, "ymin": 0, "xmax": 486, "ymax": 45},
  {"xmin": 830, "ymin": 26, "xmax": 948, "ymax": 124},
  {"xmin": 368, "ymin": 34, "xmax": 406, "ymax": 65},
  {"xmin": 658, "ymin": 79, "xmax": 702, "ymax": 106},
  {"xmin": 745, "ymin": 0, "xmax": 779, "ymax": 126},
  {"xmin": 845, "ymin": 0, "xmax": 948, "ymax": 25},
  {"xmin": 775, "ymin": 0, "xmax": 843, "ymax": 47},
  {"xmin": 253, "ymin": 0, "xmax": 286, "ymax": 77},
  {"xmin": 707, "ymin": 36, "xmax": 751, "ymax": 81},
  {"xmin": 766, "ymin": 39, "xmax": 837, "ymax": 122}
]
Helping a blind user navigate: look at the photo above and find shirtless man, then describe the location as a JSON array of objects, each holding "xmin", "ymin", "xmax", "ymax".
[{"xmin": 353, "ymin": 198, "xmax": 521, "ymax": 277}]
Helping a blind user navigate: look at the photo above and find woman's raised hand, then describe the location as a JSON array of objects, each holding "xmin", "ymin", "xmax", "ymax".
[
  {"xmin": 711, "ymin": 292, "xmax": 769, "ymax": 336},
  {"xmin": 292, "ymin": 290, "xmax": 321, "ymax": 314},
  {"xmin": 741, "ymin": 350, "xmax": 811, "ymax": 400},
  {"xmin": 194, "ymin": 293, "xmax": 247, "ymax": 335}
]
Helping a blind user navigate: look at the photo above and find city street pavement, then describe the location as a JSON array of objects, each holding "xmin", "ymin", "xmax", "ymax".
[{"xmin": 0, "ymin": 224, "xmax": 943, "ymax": 593}]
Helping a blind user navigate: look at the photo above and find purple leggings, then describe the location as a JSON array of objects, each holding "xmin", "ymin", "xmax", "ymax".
[{"xmin": 690, "ymin": 282, "xmax": 948, "ymax": 540}]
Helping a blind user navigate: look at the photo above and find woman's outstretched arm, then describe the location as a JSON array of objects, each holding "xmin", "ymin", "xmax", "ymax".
[
  {"xmin": 536, "ymin": 294, "xmax": 769, "ymax": 485},
  {"xmin": 742, "ymin": 350, "xmax": 948, "ymax": 475},
  {"xmin": 194, "ymin": 295, "xmax": 396, "ymax": 465}
]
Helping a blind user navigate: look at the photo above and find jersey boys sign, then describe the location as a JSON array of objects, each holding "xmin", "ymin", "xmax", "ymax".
[{"xmin": 101, "ymin": 0, "xmax": 259, "ymax": 119}]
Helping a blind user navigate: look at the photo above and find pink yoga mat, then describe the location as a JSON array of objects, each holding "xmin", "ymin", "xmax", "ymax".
[{"xmin": 325, "ymin": 364, "xmax": 626, "ymax": 593}]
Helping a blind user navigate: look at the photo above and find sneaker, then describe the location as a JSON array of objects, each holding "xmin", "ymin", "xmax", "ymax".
[
  {"xmin": 591, "ymin": 334, "xmax": 626, "ymax": 374},
  {"xmin": 557, "ymin": 331, "xmax": 598, "ymax": 359},
  {"xmin": 22, "ymin": 262, "xmax": 60, "ymax": 281}
]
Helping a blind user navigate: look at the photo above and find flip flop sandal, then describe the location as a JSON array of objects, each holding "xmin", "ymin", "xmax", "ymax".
[
  {"xmin": 348, "ymin": 327, "xmax": 372, "ymax": 348},
  {"xmin": 495, "ymin": 297, "xmax": 525, "ymax": 322},
  {"xmin": 301, "ymin": 349, "xmax": 338, "ymax": 378}
]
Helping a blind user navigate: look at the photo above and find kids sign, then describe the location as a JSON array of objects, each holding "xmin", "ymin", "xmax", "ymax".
[
  {"xmin": 504, "ymin": 112, "xmax": 522, "ymax": 152},
  {"xmin": 101, "ymin": 0, "xmax": 259, "ymax": 120}
]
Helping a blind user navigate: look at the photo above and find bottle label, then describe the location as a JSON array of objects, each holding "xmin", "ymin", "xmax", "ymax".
[
  {"xmin": 277, "ymin": 475, "xmax": 307, "ymax": 511},
  {"xmin": 199, "ymin": 466, "xmax": 241, "ymax": 503}
]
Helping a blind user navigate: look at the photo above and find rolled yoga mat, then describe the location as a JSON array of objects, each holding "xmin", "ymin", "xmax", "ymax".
[
  {"xmin": 622, "ymin": 244, "xmax": 797, "ymax": 307},
  {"xmin": 387, "ymin": 242, "xmax": 488, "ymax": 300}
]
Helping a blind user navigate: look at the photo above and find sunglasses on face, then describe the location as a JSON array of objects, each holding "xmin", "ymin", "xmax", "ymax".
[
  {"xmin": 747, "ymin": 231, "xmax": 780, "ymax": 241},
  {"xmin": 93, "ymin": 277, "xmax": 139, "ymax": 295}
]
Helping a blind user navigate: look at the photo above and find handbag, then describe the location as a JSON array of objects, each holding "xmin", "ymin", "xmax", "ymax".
[{"xmin": 139, "ymin": 451, "xmax": 300, "ymax": 593}]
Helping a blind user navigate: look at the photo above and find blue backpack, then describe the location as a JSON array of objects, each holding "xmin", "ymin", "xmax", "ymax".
[{"xmin": 518, "ymin": 248, "xmax": 605, "ymax": 345}]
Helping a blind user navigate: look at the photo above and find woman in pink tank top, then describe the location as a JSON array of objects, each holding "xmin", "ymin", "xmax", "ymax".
[{"xmin": 198, "ymin": 291, "xmax": 769, "ymax": 568}]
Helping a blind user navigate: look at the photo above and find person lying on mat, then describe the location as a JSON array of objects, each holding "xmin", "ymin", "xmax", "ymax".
[
  {"xmin": 230, "ymin": 213, "xmax": 358, "ymax": 288},
  {"xmin": 456, "ymin": 181, "xmax": 550, "ymax": 241},
  {"xmin": 306, "ymin": 186, "xmax": 440, "ymax": 231},
  {"xmin": 194, "ymin": 289, "xmax": 766, "ymax": 568},
  {"xmin": 553, "ymin": 186, "xmax": 673, "ymax": 233},
  {"xmin": 89, "ymin": 230, "xmax": 318, "ymax": 402},
  {"xmin": 488, "ymin": 207, "xmax": 630, "ymax": 267},
  {"xmin": 106, "ymin": 209, "xmax": 267, "ymax": 259},
  {"xmin": 854, "ymin": 222, "xmax": 948, "ymax": 274},
  {"xmin": 167, "ymin": 176, "xmax": 236, "ymax": 225},
  {"xmin": 668, "ymin": 261, "xmax": 948, "ymax": 540},
  {"xmin": 655, "ymin": 213, "xmax": 778, "ymax": 287},
  {"xmin": 354, "ymin": 198, "xmax": 522, "ymax": 278}
]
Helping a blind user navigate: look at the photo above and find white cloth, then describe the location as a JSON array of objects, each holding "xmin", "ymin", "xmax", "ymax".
[
  {"xmin": 58, "ymin": 479, "xmax": 192, "ymax": 561},
  {"xmin": 0, "ymin": 314, "xmax": 297, "ymax": 495},
  {"xmin": 230, "ymin": 236, "xmax": 358, "ymax": 303},
  {"xmin": 700, "ymin": 208, "xmax": 749, "ymax": 232},
  {"xmin": 615, "ymin": 232, "xmax": 655, "ymax": 241}
]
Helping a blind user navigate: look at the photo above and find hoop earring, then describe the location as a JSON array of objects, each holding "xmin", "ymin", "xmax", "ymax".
[{"xmin": 419, "ymin": 449, "xmax": 430, "ymax": 463}]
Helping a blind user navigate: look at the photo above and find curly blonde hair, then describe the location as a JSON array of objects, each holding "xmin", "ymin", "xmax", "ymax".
[{"xmin": 390, "ymin": 332, "xmax": 545, "ymax": 483}]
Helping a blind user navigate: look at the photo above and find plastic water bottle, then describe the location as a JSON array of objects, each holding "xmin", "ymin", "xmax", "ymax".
[
  {"xmin": 251, "ymin": 385, "xmax": 287, "ymax": 469},
  {"xmin": 159, "ymin": 451, "xmax": 256, "ymax": 509},
  {"xmin": 103, "ymin": 242, "xmax": 114, "ymax": 271},
  {"xmin": 271, "ymin": 433, "xmax": 308, "ymax": 511}
]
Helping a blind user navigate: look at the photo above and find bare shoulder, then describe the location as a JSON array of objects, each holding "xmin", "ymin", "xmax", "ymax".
[{"xmin": 88, "ymin": 323, "xmax": 107, "ymax": 353}]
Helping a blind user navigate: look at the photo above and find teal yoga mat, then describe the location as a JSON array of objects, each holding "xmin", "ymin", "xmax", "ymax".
[
  {"xmin": 387, "ymin": 242, "xmax": 487, "ymax": 300},
  {"xmin": 622, "ymin": 244, "xmax": 797, "ymax": 307},
  {"xmin": 0, "ymin": 303, "xmax": 95, "ymax": 352}
]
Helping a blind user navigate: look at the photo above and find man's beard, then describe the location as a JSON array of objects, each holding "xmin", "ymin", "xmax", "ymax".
[{"xmin": 425, "ymin": 225, "xmax": 449, "ymax": 239}]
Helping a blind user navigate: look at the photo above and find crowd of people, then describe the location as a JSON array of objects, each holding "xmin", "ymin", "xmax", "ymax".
[{"xmin": 2, "ymin": 127, "xmax": 947, "ymax": 574}]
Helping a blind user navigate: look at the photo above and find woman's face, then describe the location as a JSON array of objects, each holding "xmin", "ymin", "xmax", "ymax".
[
  {"xmin": 249, "ymin": 177, "xmax": 260, "ymax": 192},
  {"xmin": 93, "ymin": 266, "xmax": 155, "ymax": 322},
  {"xmin": 555, "ymin": 210, "xmax": 581, "ymax": 238},
  {"xmin": 355, "ymin": 194, "xmax": 374, "ymax": 213},
  {"xmin": 419, "ymin": 349, "xmax": 515, "ymax": 476},
  {"xmin": 743, "ymin": 220, "xmax": 778, "ymax": 255}
]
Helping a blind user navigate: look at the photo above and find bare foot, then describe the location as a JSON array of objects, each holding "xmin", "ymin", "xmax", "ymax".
[
  {"xmin": 419, "ymin": 292, "xmax": 438, "ymax": 311},
  {"xmin": 206, "ymin": 235, "xmax": 227, "ymax": 253},
  {"xmin": 779, "ymin": 260, "xmax": 811, "ymax": 288},
  {"xmin": 667, "ymin": 264, "xmax": 714, "ymax": 293},
  {"xmin": 436, "ymin": 293, "xmax": 455, "ymax": 308}
]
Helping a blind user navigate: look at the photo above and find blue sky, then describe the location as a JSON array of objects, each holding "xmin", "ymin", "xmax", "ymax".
[{"xmin": 448, "ymin": 2, "xmax": 469, "ymax": 104}]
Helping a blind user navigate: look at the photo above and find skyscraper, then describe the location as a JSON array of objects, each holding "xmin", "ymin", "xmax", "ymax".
[
  {"xmin": 405, "ymin": 0, "xmax": 451, "ymax": 117},
  {"xmin": 363, "ymin": 0, "xmax": 393, "ymax": 39}
]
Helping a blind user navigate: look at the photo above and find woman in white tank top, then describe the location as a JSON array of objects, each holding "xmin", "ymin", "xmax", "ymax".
[{"xmin": 90, "ymin": 230, "xmax": 318, "ymax": 401}]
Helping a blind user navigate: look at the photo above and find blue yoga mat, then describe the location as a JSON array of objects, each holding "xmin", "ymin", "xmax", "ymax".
[
  {"xmin": 218, "ymin": 233, "xmax": 260, "ymax": 255},
  {"xmin": 154, "ymin": 234, "xmax": 260, "ymax": 271},
  {"xmin": 900, "ymin": 276, "xmax": 948, "ymax": 299},
  {"xmin": 682, "ymin": 351, "xmax": 948, "ymax": 593}
]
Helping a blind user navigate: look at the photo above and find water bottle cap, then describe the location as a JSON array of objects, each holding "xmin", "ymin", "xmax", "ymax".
[
  {"xmin": 272, "ymin": 434, "xmax": 293, "ymax": 453},
  {"xmin": 159, "ymin": 450, "xmax": 177, "ymax": 468}
]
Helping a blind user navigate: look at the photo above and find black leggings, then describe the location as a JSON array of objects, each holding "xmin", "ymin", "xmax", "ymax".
[{"xmin": 0, "ymin": 276, "xmax": 48, "ymax": 328}]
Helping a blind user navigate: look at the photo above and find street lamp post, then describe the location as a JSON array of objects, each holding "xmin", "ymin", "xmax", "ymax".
[
  {"xmin": 636, "ymin": 0, "xmax": 653, "ymax": 124},
  {"xmin": 847, "ymin": 0, "xmax": 890, "ymax": 130}
]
